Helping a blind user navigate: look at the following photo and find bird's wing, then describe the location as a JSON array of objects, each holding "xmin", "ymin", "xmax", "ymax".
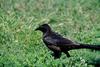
[
  {"xmin": 44, "ymin": 32, "xmax": 81, "ymax": 51},
  {"xmin": 44, "ymin": 36, "xmax": 58, "ymax": 45},
  {"xmin": 44, "ymin": 33, "xmax": 75, "ymax": 46},
  {"xmin": 43, "ymin": 36, "xmax": 62, "ymax": 51},
  {"xmin": 52, "ymin": 32, "xmax": 75, "ymax": 45}
]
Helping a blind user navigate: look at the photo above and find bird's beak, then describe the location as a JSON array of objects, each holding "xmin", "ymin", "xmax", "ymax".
[{"xmin": 35, "ymin": 27, "xmax": 39, "ymax": 31}]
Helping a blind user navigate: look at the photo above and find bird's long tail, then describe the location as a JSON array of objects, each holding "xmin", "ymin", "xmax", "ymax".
[{"xmin": 72, "ymin": 43, "xmax": 100, "ymax": 50}]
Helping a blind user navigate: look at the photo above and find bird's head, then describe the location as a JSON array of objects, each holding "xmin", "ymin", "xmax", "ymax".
[{"xmin": 35, "ymin": 24, "xmax": 51, "ymax": 33}]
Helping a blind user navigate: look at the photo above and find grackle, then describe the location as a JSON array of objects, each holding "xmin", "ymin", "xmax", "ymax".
[{"xmin": 35, "ymin": 24, "xmax": 100, "ymax": 59}]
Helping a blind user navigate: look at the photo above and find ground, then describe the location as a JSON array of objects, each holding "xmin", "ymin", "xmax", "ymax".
[{"xmin": 0, "ymin": 0, "xmax": 100, "ymax": 67}]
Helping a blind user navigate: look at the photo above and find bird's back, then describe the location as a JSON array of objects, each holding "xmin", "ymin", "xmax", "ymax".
[{"xmin": 43, "ymin": 31, "xmax": 74, "ymax": 45}]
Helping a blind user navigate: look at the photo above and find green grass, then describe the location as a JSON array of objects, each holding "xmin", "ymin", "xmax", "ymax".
[{"xmin": 0, "ymin": 0, "xmax": 100, "ymax": 67}]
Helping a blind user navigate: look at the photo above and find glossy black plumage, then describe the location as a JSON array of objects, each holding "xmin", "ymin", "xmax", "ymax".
[{"xmin": 35, "ymin": 24, "xmax": 100, "ymax": 59}]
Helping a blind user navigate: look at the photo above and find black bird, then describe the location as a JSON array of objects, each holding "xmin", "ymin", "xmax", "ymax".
[{"xmin": 35, "ymin": 24, "xmax": 100, "ymax": 59}]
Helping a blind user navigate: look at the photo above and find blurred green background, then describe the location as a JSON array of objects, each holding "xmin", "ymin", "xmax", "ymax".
[{"xmin": 0, "ymin": 0, "xmax": 100, "ymax": 67}]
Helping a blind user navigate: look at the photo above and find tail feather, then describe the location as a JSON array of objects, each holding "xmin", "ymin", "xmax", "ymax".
[{"xmin": 75, "ymin": 43, "xmax": 100, "ymax": 50}]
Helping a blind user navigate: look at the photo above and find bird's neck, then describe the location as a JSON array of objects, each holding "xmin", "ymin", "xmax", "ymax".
[{"xmin": 43, "ymin": 28, "xmax": 52, "ymax": 37}]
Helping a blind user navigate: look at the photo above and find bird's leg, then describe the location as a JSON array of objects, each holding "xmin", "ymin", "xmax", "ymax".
[
  {"xmin": 52, "ymin": 51, "xmax": 61, "ymax": 59},
  {"xmin": 63, "ymin": 51, "xmax": 70, "ymax": 57}
]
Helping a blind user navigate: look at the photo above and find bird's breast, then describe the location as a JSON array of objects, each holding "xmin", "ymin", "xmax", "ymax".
[
  {"xmin": 43, "ymin": 38, "xmax": 61, "ymax": 51},
  {"xmin": 47, "ymin": 45, "xmax": 61, "ymax": 51}
]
